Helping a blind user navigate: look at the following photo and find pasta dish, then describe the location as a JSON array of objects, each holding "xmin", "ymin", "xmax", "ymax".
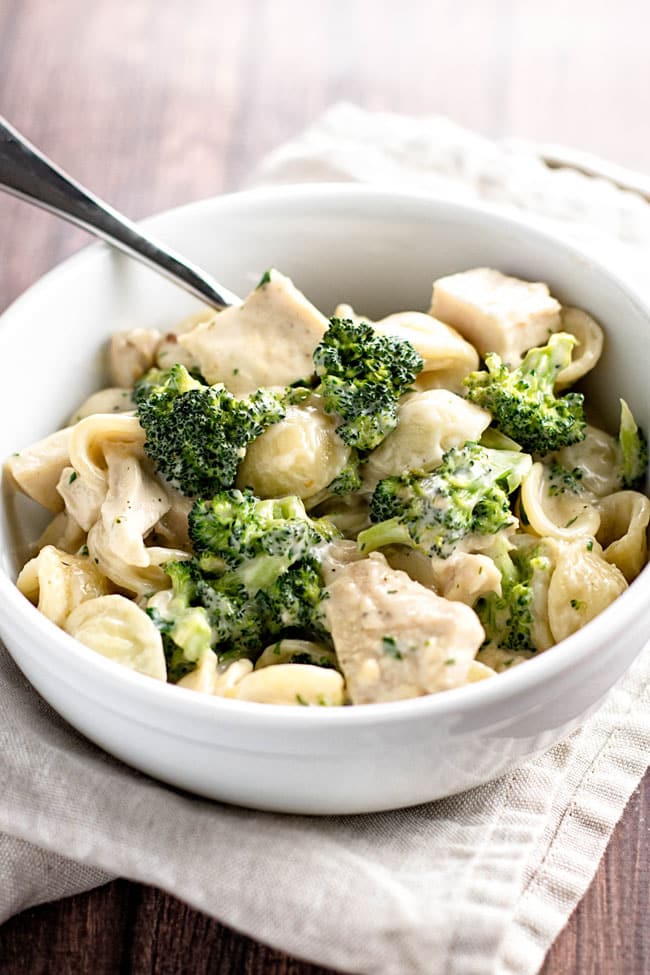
[{"xmin": 6, "ymin": 267, "xmax": 649, "ymax": 706}]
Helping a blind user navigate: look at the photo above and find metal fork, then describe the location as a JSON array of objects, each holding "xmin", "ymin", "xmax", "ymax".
[{"xmin": 0, "ymin": 116, "xmax": 239, "ymax": 309}]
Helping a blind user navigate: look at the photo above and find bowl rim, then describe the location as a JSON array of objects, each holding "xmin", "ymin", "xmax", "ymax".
[{"xmin": 0, "ymin": 182, "xmax": 648, "ymax": 730}]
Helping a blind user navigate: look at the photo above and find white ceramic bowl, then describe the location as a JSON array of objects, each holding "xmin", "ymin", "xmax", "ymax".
[{"xmin": 0, "ymin": 185, "xmax": 648, "ymax": 814}]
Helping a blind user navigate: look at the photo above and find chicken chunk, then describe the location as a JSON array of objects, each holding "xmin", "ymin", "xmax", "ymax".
[
  {"xmin": 179, "ymin": 270, "xmax": 328, "ymax": 395},
  {"xmin": 109, "ymin": 329, "xmax": 161, "ymax": 386},
  {"xmin": 323, "ymin": 553, "xmax": 484, "ymax": 704},
  {"xmin": 430, "ymin": 268, "xmax": 561, "ymax": 366}
]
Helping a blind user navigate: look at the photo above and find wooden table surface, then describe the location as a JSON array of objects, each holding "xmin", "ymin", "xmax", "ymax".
[{"xmin": 1, "ymin": 1, "xmax": 648, "ymax": 972}]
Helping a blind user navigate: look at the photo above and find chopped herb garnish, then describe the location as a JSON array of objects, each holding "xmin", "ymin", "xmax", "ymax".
[
  {"xmin": 68, "ymin": 471, "xmax": 78, "ymax": 484},
  {"xmin": 295, "ymin": 693, "xmax": 309, "ymax": 706},
  {"xmin": 444, "ymin": 657, "xmax": 456, "ymax": 666},
  {"xmin": 382, "ymin": 635, "xmax": 403, "ymax": 660},
  {"xmin": 257, "ymin": 269, "xmax": 272, "ymax": 288},
  {"xmin": 570, "ymin": 598, "xmax": 586, "ymax": 612}
]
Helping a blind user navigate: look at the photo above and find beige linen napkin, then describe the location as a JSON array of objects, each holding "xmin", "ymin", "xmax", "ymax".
[{"xmin": 1, "ymin": 105, "xmax": 649, "ymax": 975}]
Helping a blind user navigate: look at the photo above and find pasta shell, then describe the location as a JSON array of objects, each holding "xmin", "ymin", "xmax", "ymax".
[
  {"xmin": 229, "ymin": 664, "xmax": 344, "ymax": 706},
  {"xmin": 64, "ymin": 594, "xmax": 166, "ymax": 680}
]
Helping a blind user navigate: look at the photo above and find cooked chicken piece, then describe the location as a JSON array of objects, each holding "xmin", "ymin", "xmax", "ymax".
[
  {"xmin": 4, "ymin": 427, "xmax": 72, "ymax": 511},
  {"xmin": 109, "ymin": 328, "xmax": 161, "ymax": 386},
  {"xmin": 323, "ymin": 552, "xmax": 484, "ymax": 704},
  {"xmin": 430, "ymin": 268, "xmax": 561, "ymax": 366},
  {"xmin": 155, "ymin": 307, "xmax": 216, "ymax": 371},
  {"xmin": 179, "ymin": 270, "xmax": 328, "ymax": 395}
]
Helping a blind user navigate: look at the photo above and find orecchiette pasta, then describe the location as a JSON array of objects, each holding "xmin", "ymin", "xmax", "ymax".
[
  {"xmin": 520, "ymin": 462, "xmax": 601, "ymax": 541},
  {"xmin": 596, "ymin": 490, "xmax": 650, "ymax": 582},
  {"xmin": 64, "ymin": 594, "xmax": 167, "ymax": 680},
  {"xmin": 36, "ymin": 511, "xmax": 86, "ymax": 555},
  {"xmin": 5, "ymin": 426, "xmax": 72, "ymax": 511},
  {"xmin": 334, "ymin": 303, "xmax": 480, "ymax": 392},
  {"xmin": 68, "ymin": 413, "xmax": 145, "ymax": 497},
  {"xmin": 555, "ymin": 307, "xmax": 604, "ymax": 390},
  {"xmin": 429, "ymin": 553, "xmax": 503, "ymax": 606},
  {"xmin": 68, "ymin": 387, "xmax": 134, "ymax": 425},
  {"xmin": 254, "ymin": 639, "xmax": 339, "ymax": 671},
  {"xmin": 229, "ymin": 663, "xmax": 345, "ymax": 706},
  {"xmin": 17, "ymin": 545, "xmax": 110, "ymax": 627},
  {"xmin": 8, "ymin": 267, "xmax": 648, "ymax": 706},
  {"xmin": 546, "ymin": 541, "xmax": 627, "ymax": 643},
  {"xmin": 238, "ymin": 398, "xmax": 350, "ymax": 500},
  {"xmin": 552, "ymin": 425, "xmax": 622, "ymax": 498},
  {"xmin": 362, "ymin": 390, "xmax": 490, "ymax": 487},
  {"xmin": 176, "ymin": 651, "xmax": 256, "ymax": 696}
]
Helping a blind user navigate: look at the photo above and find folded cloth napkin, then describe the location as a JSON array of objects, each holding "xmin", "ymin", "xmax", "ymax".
[{"xmin": 1, "ymin": 104, "xmax": 649, "ymax": 975}]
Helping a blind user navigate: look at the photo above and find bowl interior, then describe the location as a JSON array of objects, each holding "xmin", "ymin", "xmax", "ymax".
[{"xmin": 1, "ymin": 185, "xmax": 648, "ymax": 579}]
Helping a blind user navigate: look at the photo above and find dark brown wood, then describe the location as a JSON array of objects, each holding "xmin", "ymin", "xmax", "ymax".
[{"xmin": 1, "ymin": 1, "xmax": 649, "ymax": 972}]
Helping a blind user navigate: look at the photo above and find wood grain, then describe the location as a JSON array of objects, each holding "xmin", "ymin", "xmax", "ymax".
[{"xmin": 0, "ymin": 1, "xmax": 648, "ymax": 972}]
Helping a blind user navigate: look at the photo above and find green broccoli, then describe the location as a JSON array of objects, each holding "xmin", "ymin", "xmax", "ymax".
[
  {"xmin": 148, "ymin": 493, "xmax": 337, "ymax": 679},
  {"xmin": 146, "ymin": 560, "xmax": 214, "ymax": 681},
  {"xmin": 618, "ymin": 399, "xmax": 648, "ymax": 489},
  {"xmin": 134, "ymin": 363, "xmax": 286, "ymax": 497},
  {"xmin": 188, "ymin": 490, "xmax": 336, "ymax": 592},
  {"xmin": 357, "ymin": 443, "xmax": 531, "ymax": 559},
  {"xmin": 327, "ymin": 450, "xmax": 363, "ymax": 495},
  {"xmin": 475, "ymin": 541, "xmax": 553, "ymax": 651},
  {"xmin": 464, "ymin": 332, "xmax": 586, "ymax": 453},
  {"xmin": 313, "ymin": 317, "xmax": 423, "ymax": 451},
  {"xmin": 259, "ymin": 556, "xmax": 330, "ymax": 640}
]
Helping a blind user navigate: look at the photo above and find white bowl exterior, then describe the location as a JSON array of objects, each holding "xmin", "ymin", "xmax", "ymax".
[{"xmin": 0, "ymin": 186, "xmax": 648, "ymax": 814}]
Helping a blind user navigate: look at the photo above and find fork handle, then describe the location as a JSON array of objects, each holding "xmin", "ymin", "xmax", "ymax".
[{"xmin": 0, "ymin": 117, "xmax": 239, "ymax": 309}]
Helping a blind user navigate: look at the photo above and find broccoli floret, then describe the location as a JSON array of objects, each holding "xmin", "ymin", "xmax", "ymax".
[
  {"xmin": 146, "ymin": 561, "xmax": 214, "ymax": 682},
  {"xmin": 134, "ymin": 363, "xmax": 286, "ymax": 496},
  {"xmin": 327, "ymin": 450, "xmax": 363, "ymax": 495},
  {"xmin": 464, "ymin": 332, "xmax": 586, "ymax": 453},
  {"xmin": 618, "ymin": 399, "xmax": 648, "ymax": 489},
  {"xmin": 475, "ymin": 541, "xmax": 552, "ymax": 651},
  {"xmin": 149, "ymin": 493, "xmax": 336, "ymax": 676},
  {"xmin": 313, "ymin": 318, "xmax": 423, "ymax": 451},
  {"xmin": 189, "ymin": 490, "xmax": 336, "ymax": 592},
  {"xmin": 357, "ymin": 443, "xmax": 531, "ymax": 559},
  {"xmin": 260, "ymin": 556, "xmax": 330, "ymax": 640}
]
